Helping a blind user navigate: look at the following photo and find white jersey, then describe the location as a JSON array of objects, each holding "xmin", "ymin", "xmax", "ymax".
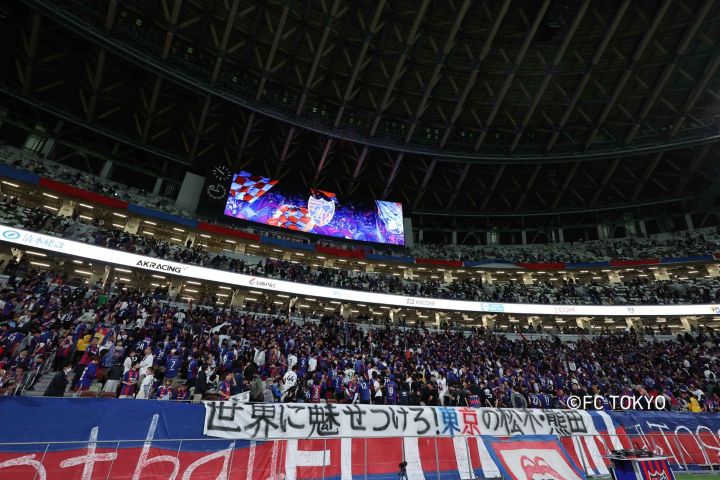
[
  {"xmin": 437, "ymin": 377, "xmax": 447, "ymax": 395},
  {"xmin": 287, "ymin": 354, "xmax": 298, "ymax": 369},
  {"xmin": 282, "ymin": 370, "xmax": 298, "ymax": 392}
]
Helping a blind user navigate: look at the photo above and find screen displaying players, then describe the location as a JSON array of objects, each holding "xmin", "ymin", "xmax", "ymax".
[{"xmin": 224, "ymin": 171, "xmax": 405, "ymax": 245}]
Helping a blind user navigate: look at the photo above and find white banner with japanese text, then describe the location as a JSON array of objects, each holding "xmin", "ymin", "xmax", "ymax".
[{"xmin": 203, "ymin": 402, "xmax": 601, "ymax": 440}]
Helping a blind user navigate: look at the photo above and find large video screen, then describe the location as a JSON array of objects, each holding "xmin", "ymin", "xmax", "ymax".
[{"xmin": 223, "ymin": 171, "xmax": 405, "ymax": 245}]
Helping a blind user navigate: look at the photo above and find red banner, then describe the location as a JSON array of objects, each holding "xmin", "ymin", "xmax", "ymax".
[
  {"xmin": 609, "ymin": 258, "xmax": 660, "ymax": 267},
  {"xmin": 315, "ymin": 245, "xmax": 365, "ymax": 260},
  {"xmin": 197, "ymin": 222, "xmax": 261, "ymax": 241},
  {"xmin": 39, "ymin": 178, "xmax": 129, "ymax": 210},
  {"xmin": 415, "ymin": 258, "xmax": 463, "ymax": 268},
  {"xmin": 515, "ymin": 262, "xmax": 565, "ymax": 270}
]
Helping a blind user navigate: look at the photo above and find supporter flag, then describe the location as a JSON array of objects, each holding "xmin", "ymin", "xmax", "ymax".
[
  {"xmin": 268, "ymin": 205, "xmax": 315, "ymax": 232},
  {"xmin": 229, "ymin": 171, "xmax": 278, "ymax": 204}
]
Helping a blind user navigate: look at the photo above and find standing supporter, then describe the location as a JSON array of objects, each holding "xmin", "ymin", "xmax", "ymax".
[
  {"xmin": 186, "ymin": 354, "xmax": 199, "ymax": 389},
  {"xmin": 75, "ymin": 356, "xmax": 99, "ymax": 395},
  {"xmin": 103, "ymin": 361, "xmax": 124, "ymax": 395},
  {"xmin": 164, "ymin": 348, "xmax": 182, "ymax": 381},
  {"xmin": 193, "ymin": 363, "xmax": 209, "ymax": 402},
  {"xmin": 136, "ymin": 367, "xmax": 156, "ymax": 399},
  {"xmin": 44, "ymin": 365, "xmax": 71, "ymax": 397},
  {"xmin": 54, "ymin": 334, "xmax": 74, "ymax": 371},
  {"xmin": 218, "ymin": 372, "xmax": 234, "ymax": 401},
  {"xmin": 138, "ymin": 346, "xmax": 154, "ymax": 385},
  {"xmin": 282, "ymin": 364, "xmax": 298, "ymax": 394},
  {"xmin": 119, "ymin": 361, "xmax": 139, "ymax": 398}
]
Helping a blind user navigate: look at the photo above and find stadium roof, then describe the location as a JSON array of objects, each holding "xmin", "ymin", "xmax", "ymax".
[{"xmin": 3, "ymin": 0, "xmax": 720, "ymax": 230}]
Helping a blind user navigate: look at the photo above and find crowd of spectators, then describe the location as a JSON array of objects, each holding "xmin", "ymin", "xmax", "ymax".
[
  {"xmin": 0, "ymin": 267, "xmax": 717, "ymax": 412},
  {"xmin": 411, "ymin": 232, "xmax": 720, "ymax": 264},
  {"xmin": 0, "ymin": 146, "xmax": 191, "ymax": 218},
  {"xmin": 3, "ymin": 145, "xmax": 720, "ymax": 265},
  {"xmin": 2, "ymin": 201, "xmax": 720, "ymax": 306}
]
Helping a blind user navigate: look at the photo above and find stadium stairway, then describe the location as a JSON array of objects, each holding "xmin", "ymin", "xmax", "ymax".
[{"xmin": 23, "ymin": 371, "xmax": 76, "ymax": 397}]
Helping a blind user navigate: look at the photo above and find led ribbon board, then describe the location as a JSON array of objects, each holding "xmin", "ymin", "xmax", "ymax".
[{"xmin": 0, "ymin": 224, "xmax": 717, "ymax": 317}]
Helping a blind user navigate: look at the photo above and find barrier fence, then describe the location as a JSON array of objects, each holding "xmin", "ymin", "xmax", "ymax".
[
  {"xmin": 2, "ymin": 398, "xmax": 720, "ymax": 479},
  {"xmin": 0, "ymin": 432, "xmax": 719, "ymax": 480}
]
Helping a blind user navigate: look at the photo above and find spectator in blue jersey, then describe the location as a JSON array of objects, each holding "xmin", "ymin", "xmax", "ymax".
[
  {"xmin": 119, "ymin": 361, "xmax": 139, "ymax": 398},
  {"xmin": 384, "ymin": 374, "xmax": 398, "ymax": 405},
  {"xmin": 164, "ymin": 349, "xmax": 182, "ymax": 381},
  {"xmin": 357, "ymin": 376, "xmax": 372, "ymax": 404},
  {"xmin": 218, "ymin": 372, "xmax": 234, "ymax": 401},
  {"xmin": 270, "ymin": 377, "xmax": 283, "ymax": 402},
  {"xmin": 330, "ymin": 370, "xmax": 344, "ymax": 401},
  {"xmin": 175, "ymin": 383, "xmax": 190, "ymax": 401},
  {"xmin": 529, "ymin": 391, "xmax": 543, "ymax": 409},
  {"xmin": 71, "ymin": 337, "xmax": 98, "ymax": 390},
  {"xmin": 156, "ymin": 379, "xmax": 175, "ymax": 400},
  {"xmin": 186, "ymin": 354, "xmax": 199, "ymax": 389},
  {"xmin": 309, "ymin": 378, "xmax": 325, "ymax": 403},
  {"xmin": 75, "ymin": 356, "xmax": 99, "ymax": 395}
]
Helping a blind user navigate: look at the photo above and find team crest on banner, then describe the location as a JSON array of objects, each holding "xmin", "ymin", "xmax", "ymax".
[
  {"xmin": 483, "ymin": 436, "xmax": 586, "ymax": 480},
  {"xmin": 307, "ymin": 189, "xmax": 337, "ymax": 226}
]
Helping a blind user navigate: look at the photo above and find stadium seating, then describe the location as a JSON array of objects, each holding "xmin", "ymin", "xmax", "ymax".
[
  {"xmin": 0, "ymin": 266, "xmax": 717, "ymax": 410},
  {"xmin": 0, "ymin": 149, "xmax": 718, "ymax": 412},
  {"xmin": 0, "ymin": 201, "xmax": 719, "ymax": 306}
]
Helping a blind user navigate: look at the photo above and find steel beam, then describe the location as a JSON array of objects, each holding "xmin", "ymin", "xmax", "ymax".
[
  {"xmin": 24, "ymin": 0, "xmax": 720, "ymax": 162},
  {"xmin": 412, "ymin": 158, "xmax": 439, "ymax": 208},
  {"xmin": 514, "ymin": 164, "xmax": 542, "ymax": 211},
  {"xmin": 403, "ymin": 0, "xmax": 472, "ymax": 144},
  {"xmin": 510, "ymin": 0, "xmax": 590, "ymax": 152},
  {"xmin": 439, "ymin": 0, "xmax": 510, "ymax": 149},
  {"xmin": 141, "ymin": 0, "xmax": 183, "ymax": 143},
  {"xmin": 624, "ymin": 0, "xmax": 713, "ymax": 144},
  {"xmin": 256, "ymin": 4, "xmax": 290, "ymax": 102},
  {"xmin": 670, "ymin": 55, "xmax": 720, "ymax": 138},
  {"xmin": 546, "ymin": 1, "xmax": 631, "ymax": 152},
  {"xmin": 473, "ymin": 0, "xmax": 552, "ymax": 150},
  {"xmin": 551, "ymin": 162, "xmax": 580, "ymax": 209},
  {"xmin": 333, "ymin": 0, "xmax": 386, "ymax": 127},
  {"xmin": 21, "ymin": 12, "xmax": 42, "ymax": 95},
  {"xmin": 584, "ymin": 0, "xmax": 672, "ymax": 149},
  {"xmin": 189, "ymin": 0, "xmax": 241, "ymax": 162},
  {"xmin": 232, "ymin": 112, "xmax": 255, "ymax": 168},
  {"xmin": 368, "ymin": 0, "xmax": 430, "ymax": 137},
  {"xmin": 382, "ymin": 152, "xmax": 404, "ymax": 199},
  {"xmin": 589, "ymin": 157, "xmax": 620, "ymax": 207},
  {"xmin": 630, "ymin": 152, "xmax": 663, "ymax": 201},
  {"xmin": 674, "ymin": 144, "xmax": 712, "ymax": 195},
  {"xmin": 296, "ymin": 0, "xmax": 343, "ymax": 115},
  {"xmin": 444, "ymin": 163, "xmax": 471, "ymax": 211},
  {"xmin": 479, "ymin": 165, "xmax": 506, "ymax": 211},
  {"xmin": 312, "ymin": 138, "xmax": 334, "ymax": 186}
]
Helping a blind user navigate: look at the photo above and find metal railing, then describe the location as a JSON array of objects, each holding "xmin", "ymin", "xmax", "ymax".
[{"xmin": 10, "ymin": 351, "xmax": 56, "ymax": 397}]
